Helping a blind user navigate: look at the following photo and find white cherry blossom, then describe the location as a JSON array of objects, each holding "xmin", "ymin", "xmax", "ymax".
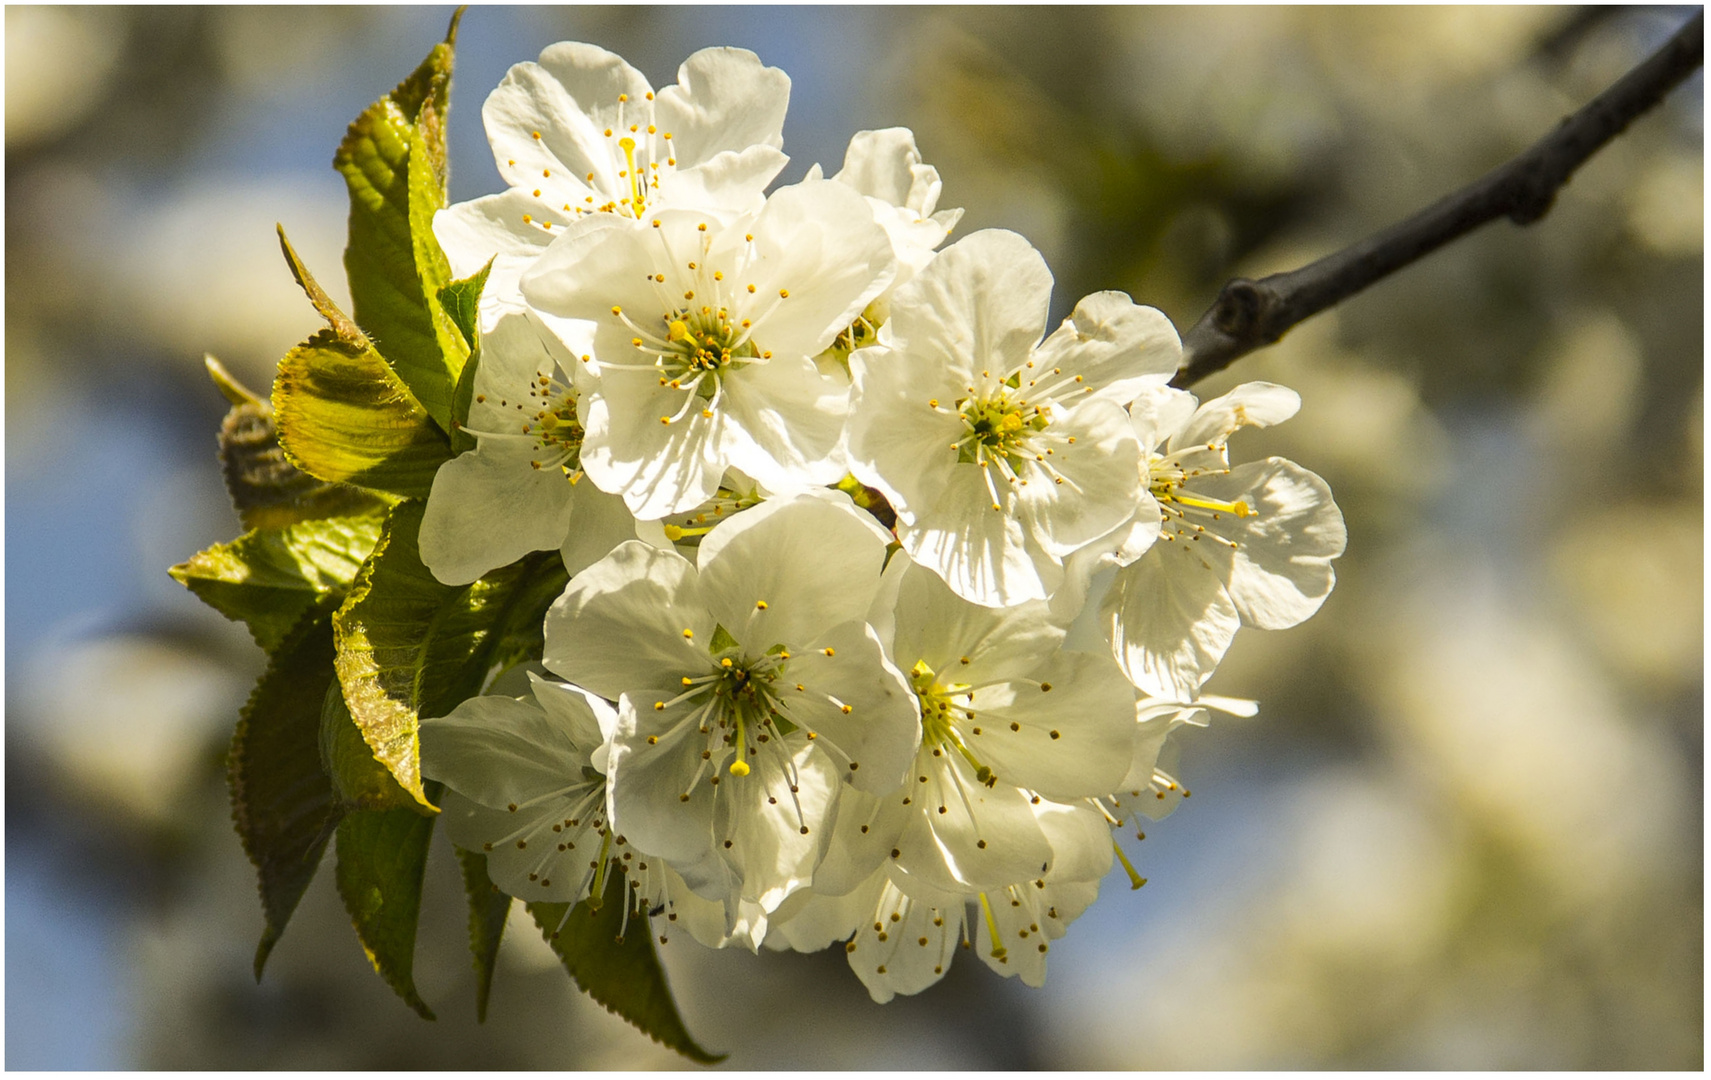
[
  {"xmin": 435, "ymin": 42, "xmax": 791, "ymax": 327},
  {"xmin": 419, "ymin": 673, "xmax": 699, "ymax": 915},
  {"xmin": 770, "ymin": 794, "xmax": 1115, "ymax": 1001},
  {"xmin": 541, "ymin": 492, "xmax": 919, "ymax": 926},
  {"xmin": 1102, "ymin": 382, "xmax": 1347, "ymax": 699},
  {"xmin": 418, "ymin": 311, "xmax": 649, "ymax": 585},
  {"xmin": 812, "ymin": 127, "xmax": 963, "ymax": 363},
  {"xmin": 523, "ymin": 179, "xmax": 895, "ymax": 518},
  {"xmin": 847, "ymin": 228, "xmax": 1180, "ymax": 607}
]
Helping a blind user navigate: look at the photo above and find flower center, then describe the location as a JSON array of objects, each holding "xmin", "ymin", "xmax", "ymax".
[
  {"xmin": 908, "ymin": 660, "xmax": 997, "ymax": 787},
  {"xmin": 467, "ymin": 374, "xmax": 585, "ymax": 477},
  {"xmin": 661, "ymin": 637, "xmax": 798, "ymax": 781},
  {"xmin": 609, "ymin": 225, "xmax": 792, "ymax": 428},
  {"xmin": 1147, "ymin": 450, "xmax": 1252, "ymax": 548},
  {"xmin": 660, "ymin": 309, "xmax": 758, "ymax": 393},
  {"xmin": 957, "ymin": 394, "xmax": 1048, "ymax": 466}
]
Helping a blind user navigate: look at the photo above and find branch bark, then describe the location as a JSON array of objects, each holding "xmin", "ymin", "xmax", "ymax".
[{"xmin": 1173, "ymin": 9, "xmax": 1704, "ymax": 388}]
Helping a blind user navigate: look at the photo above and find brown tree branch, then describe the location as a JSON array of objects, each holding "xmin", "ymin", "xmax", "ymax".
[{"xmin": 1173, "ymin": 8, "xmax": 1703, "ymax": 388}]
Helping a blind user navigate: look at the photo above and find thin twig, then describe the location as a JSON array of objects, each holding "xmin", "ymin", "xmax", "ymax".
[{"xmin": 1173, "ymin": 9, "xmax": 1703, "ymax": 388}]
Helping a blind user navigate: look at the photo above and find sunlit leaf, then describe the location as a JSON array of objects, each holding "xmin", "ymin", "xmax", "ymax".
[
  {"xmin": 334, "ymin": 10, "xmax": 466, "ymax": 428},
  {"xmin": 273, "ymin": 328, "xmax": 452, "ymax": 498},
  {"xmin": 170, "ymin": 515, "xmax": 383, "ymax": 652},
  {"xmin": 207, "ymin": 356, "xmax": 389, "ymax": 530},
  {"xmin": 457, "ymin": 848, "xmax": 512, "ymax": 1023},
  {"xmin": 334, "ymin": 797, "xmax": 439, "ymax": 1020},
  {"xmin": 229, "ymin": 608, "xmax": 345, "ymax": 979},
  {"xmin": 332, "ymin": 501, "xmax": 570, "ymax": 814},
  {"xmin": 441, "ymin": 261, "xmax": 492, "ymax": 456},
  {"xmin": 438, "ymin": 259, "xmax": 491, "ymax": 353},
  {"xmin": 320, "ymin": 683, "xmax": 422, "ymax": 813},
  {"xmin": 528, "ymin": 872, "xmax": 723, "ymax": 1065}
]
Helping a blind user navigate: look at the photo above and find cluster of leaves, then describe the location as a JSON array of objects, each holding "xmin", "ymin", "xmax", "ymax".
[{"xmin": 169, "ymin": 13, "xmax": 717, "ymax": 1062}]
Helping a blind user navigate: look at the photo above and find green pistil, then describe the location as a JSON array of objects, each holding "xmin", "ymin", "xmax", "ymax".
[
  {"xmin": 958, "ymin": 394, "xmax": 1049, "ymax": 470},
  {"xmin": 664, "ymin": 312, "xmax": 758, "ymax": 395},
  {"xmin": 707, "ymin": 653, "xmax": 787, "ymax": 777},
  {"xmin": 1113, "ymin": 841, "xmax": 1148, "ymax": 890},
  {"xmin": 587, "ymin": 831, "xmax": 615, "ymax": 909},
  {"xmin": 909, "ymin": 660, "xmax": 997, "ymax": 787},
  {"xmin": 978, "ymin": 893, "xmax": 1007, "ymax": 959}
]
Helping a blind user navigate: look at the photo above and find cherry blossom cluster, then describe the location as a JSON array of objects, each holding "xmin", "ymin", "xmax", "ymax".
[{"xmin": 417, "ymin": 41, "xmax": 1346, "ymax": 1002}]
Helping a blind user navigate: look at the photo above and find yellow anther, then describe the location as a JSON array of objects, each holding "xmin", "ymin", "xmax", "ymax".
[
  {"xmin": 682, "ymin": 629, "xmax": 695, "ymax": 639},
  {"xmin": 755, "ymin": 600, "xmax": 768, "ymax": 610}
]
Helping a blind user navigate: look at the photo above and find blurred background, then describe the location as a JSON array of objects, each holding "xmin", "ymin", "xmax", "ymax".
[{"xmin": 5, "ymin": 5, "xmax": 1701, "ymax": 1069}]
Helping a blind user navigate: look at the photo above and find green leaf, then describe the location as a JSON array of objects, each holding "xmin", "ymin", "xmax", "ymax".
[
  {"xmin": 528, "ymin": 875, "xmax": 722, "ymax": 1064},
  {"xmin": 334, "ymin": 10, "xmax": 466, "ymax": 429},
  {"xmin": 334, "ymin": 797, "xmax": 439, "ymax": 1020},
  {"xmin": 171, "ymin": 516, "xmax": 383, "ymax": 652},
  {"xmin": 441, "ymin": 261, "xmax": 493, "ymax": 456},
  {"xmin": 332, "ymin": 501, "xmax": 570, "ymax": 814},
  {"xmin": 208, "ymin": 356, "xmax": 390, "ymax": 530},
  {"xmin": 273, "ymin": 328, "xmax": 452, "ymax": 498},
  {"xmin": 320, "ymin": 683, "xmax": 421, "ymax": 812},
  {"xmin": 438, "ymin": 259, "xmax": 491, "ymax": 352},
  {"xmin": 229, "ymin": 608, "xmax": 346, "ymax": 979},
  {"xmin": 278, "ymin": 225, "xmax": 372, "ymax": 351},
  {"xmin": 457, "ymin": 848, "xmax": 512, "ymax": 1023}
]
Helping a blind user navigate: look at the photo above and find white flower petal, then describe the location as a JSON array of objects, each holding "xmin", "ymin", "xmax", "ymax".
[
  {"xmin": 1173, "ymin": 380, "xmax": 1302, "ymax": 450},
  {"xmin": 809, "ymin": 786, "xmax": 915, "ymax": 898},
  {"xmin": 716, "ymin": 352, "xmax": 849, "ymax": 492},
  {"xmin": 1031, "ymin": 290, "xmax": 1181, "ymax": 404},
  {"xmin": 651, "ymin": 47, "xmax": 789, "ymax": 168},
  {"xmin": 846, "ymin": 874, "xmax": 963, "ymax": 1003},
  {"xmin": 543, "ymin": 540, "xmax": 712, "ymax": 699},
  {"xmin": 438, "ymin": 791, "xmax": 602, "ymax": 904},
  {"xmin": 962, "ymin": 650, "xmax": 1137, "ymax": 800},
  {"xmin": 1104, "ymin": 541, "xmax": 1241, "ymax": 700},
  {"xmin": 1195, "ymin": 457, "xmax": 1347, "ymax": 630},
  {"xmin": 846, "ymin": 343, "xmax": 964, "ymax": 524},
  {"xmin": 695, "ymin": 491, "xmax": 892, "ymax": 647},
  {"xmin": 740, "ymin": 180, "xmax": 896, "ymax": 355},
  {"xmin": 419, "ymin": 444, "xmax": 575, "ymax": 585},
  {"xmin": 419, "ymin": 693, "xmax": 586, "ymax": 807},
  {"xmin": 665, "ymin": 145, "xmax": 789, "ymax": 217},
  {"xmin": 779, "ymin": 621, "xmax": 921, "ymax": 794},
  {"xmin": 765, "ymin": 874, "xmax": 876, "ymax": 951},
  {"xmin": 606, "ymin": 691, "xmax": 721, "ymax": 877},
  {"xmin": 1127, "ymin": 384, "xmax": 1198, "ymax": 453},
  {"xmin": 558, "ymin": 480, "xmax": 645, "ymax": 580},
  {"xmin": 901, "ymin": 473, "xmax": 1047, "ymax": 607},
  {"xmin": 487, "ymin": 42, "xmax": 652, "ymax": 191},
  {"xmin": 882, "ymin": 557, "xmax": 1065, "ymax": 688},
  {"xmin": 885, "ymin": 229, "xmax": 1050, "ymax": 380},
  {"xmin": 1016, "ymin": 399, "xmax": 1143, "ymax": 557},
  {"xmin": 891, "ymin": 751, "xmax": 1053, "ymax": 896},
  {"xmin": 1030, "ymin": 799, "xmax": 1115, "ymax": 885},
  {"xmin": 719, "ymin": 740, "xmax": 841, "ymax": 914}
]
